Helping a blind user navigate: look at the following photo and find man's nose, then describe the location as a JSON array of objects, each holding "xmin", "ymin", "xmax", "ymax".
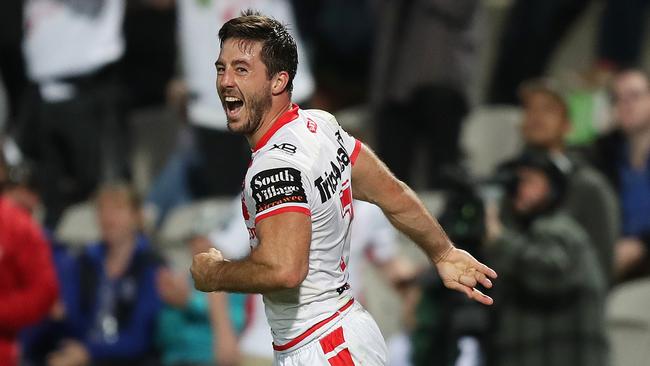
[{"xmin": 218, "ymin": 68, "xmax": 235, "ymax": 88}]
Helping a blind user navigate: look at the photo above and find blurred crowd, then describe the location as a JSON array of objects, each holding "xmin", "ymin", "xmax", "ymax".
[{"xmin": 0, "ymin": 0, "xmax": 649, "ymax": 365}]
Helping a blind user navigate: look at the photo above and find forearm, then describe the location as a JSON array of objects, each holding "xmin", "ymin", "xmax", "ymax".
[
  {"xmin": 353, "ymin": 144, "xmax": 453, "ymax": 262},
  {"xmin": 207, "ymin": 258, "xmax": 296, "ymax": 293},
  {"xmin": 380, "ymin": 181, "xmax": 453, "ymax": 263}
]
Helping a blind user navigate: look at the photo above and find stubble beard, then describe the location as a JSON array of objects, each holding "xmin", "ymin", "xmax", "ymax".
[{"xmin": 226, "ymin": 88, "xmax": 273, "ymax": 135}]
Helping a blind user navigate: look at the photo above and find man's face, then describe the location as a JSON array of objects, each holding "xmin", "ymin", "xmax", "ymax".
[
  {"xmin": 612, "ymin": 72, "xmax": 650, "ymax": 134},
  {"xmin": 97, "ymin": 192, "xmax": 138, "ymax": 245},
  {"xmin": 521, "ymin": 92, "xmax": 569, "ymax": 150},
  {"xmin": 216, "ymin": 38, "xmax": 273, "ymax": 135},
  {"xmin": 513, "ymin": 168, "xmax": 551, "ymax": 214}
]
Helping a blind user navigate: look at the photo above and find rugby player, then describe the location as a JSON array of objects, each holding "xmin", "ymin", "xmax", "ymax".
[{"xmin": 191, "ymin": 11, "xmax": 497, "ymax": 365}]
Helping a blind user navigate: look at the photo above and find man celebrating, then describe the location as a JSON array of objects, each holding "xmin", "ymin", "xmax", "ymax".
[{"xmin": 190, "ymin": 11, "xmax": 496, "ymax": 365}]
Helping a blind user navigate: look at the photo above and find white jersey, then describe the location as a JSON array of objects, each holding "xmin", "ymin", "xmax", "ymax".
[
  {"xmin": 212, "ymin": 199, "xmax": 399, "ymax": 359},
  {"xmin": 241, "ymin": 104, "xmax": 361, "ymax": 348}
]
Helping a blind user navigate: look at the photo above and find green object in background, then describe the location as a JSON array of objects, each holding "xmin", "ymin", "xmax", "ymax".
[{"xmin": 566, "ymin": 90, "xmax": 598, "ymax": 146}]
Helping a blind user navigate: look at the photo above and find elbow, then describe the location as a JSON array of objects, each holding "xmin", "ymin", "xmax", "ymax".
[{"xmin": 275, "ymin": 264, "xmax": 308, "ymax": 290}]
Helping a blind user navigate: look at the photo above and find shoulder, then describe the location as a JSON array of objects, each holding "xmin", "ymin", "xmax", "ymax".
[
  {"xmin": 251, "ymin": 119, "xmax": 316, "ymax": 177},
  {"xmin": 0, "ymin": 198, "xmax": 45, "ymax": 243},
  {"xmin": 569, "ymin": 161, "xmax": 616, "ymax": 196},
  {"xmin": 302, "ymin": 109, "xmax": 338, "ymax": 126}
]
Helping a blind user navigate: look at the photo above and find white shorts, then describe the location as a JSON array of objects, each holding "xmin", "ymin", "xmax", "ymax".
[{"xmin": 273, "ymin": 301, "xmax": 388, "ymax": 366}]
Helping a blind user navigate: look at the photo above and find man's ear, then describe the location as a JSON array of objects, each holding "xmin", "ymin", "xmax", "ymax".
[{"xmin": 271, "ymin": 71, "xmax": 290, "ymax": 95}]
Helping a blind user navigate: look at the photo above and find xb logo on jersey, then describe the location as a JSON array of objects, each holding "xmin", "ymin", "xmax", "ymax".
[{"xmin": 270, "ymin": 143, "xmax": 297, "ymax": 154}]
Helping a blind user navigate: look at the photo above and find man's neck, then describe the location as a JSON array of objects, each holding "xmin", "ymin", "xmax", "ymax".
[
  {"xmin": 247, "ymin": 98, "xmax": 293, "ymax": 149},
  {"xmin": 627, "ymin": 122, "xmax": 650, "ymax": 170},
  {"xmin": 106, "ymin": 235, "xmax": 136, "ymax": 279}
]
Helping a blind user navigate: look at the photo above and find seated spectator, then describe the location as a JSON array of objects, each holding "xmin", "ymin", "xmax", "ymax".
[
  {"xmin": 156, "ymin": 234, "xmax": 244, "ymax": 366},
  {"xmin": 46, "ymin": 182, "xmax": 163, "ymax": 366},
  {"xmin": 0, "ymin": 144, "xmax": 58, "ymax": 366},
  {"xmin": 484, "ymin": 151, "xmax": 607, "ymax": 366},
  {"xmin": 593, "ymin": 69, "xmax": 650, "ymax": 281},
  {"xmin": 517, "ymin": 79, "xmax": 620, "ymax": 282}
]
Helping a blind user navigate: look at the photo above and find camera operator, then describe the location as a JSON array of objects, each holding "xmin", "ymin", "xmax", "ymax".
[{"xmin": 483, "ymin": 151, "xmax": 607, "ymax": 366}]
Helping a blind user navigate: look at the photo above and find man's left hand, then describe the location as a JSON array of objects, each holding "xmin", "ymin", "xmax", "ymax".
[
  {"xmin": 435, "ymin": 248, "xmax": 497, "ymax": 305},
  {"xmin": 190, "ymin": 248, "xmax": 225, "ymax": 292}
]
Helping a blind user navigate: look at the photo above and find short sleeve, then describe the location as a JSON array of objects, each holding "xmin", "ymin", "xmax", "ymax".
[
  {"xmin": 310, "ymin": 109, "xmax": 362, "ymax": 165},
  {"xmin": 248, "ymin": 155, "xmax": 313, "ymax": 224}
]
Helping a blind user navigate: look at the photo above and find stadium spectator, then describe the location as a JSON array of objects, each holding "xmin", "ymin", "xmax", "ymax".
[
  {"xmin": 46, "ymin": 182, "xmax": 163, "ymax": 366},
  {"xmin": 593, "ymin": 69, "xmax": 650, "ymax": 281},
  {"xmin": 517, "ymin": 79, "xmax": 620, "ymax": 282},
  {"xmin": 18, "ymin": 0, "xmax": 129, "ymax": 228},
  {"xmin": 484, "ymin": 151, "xmax": 607, "ymax": 366},
  {"xmin": 370, "ymin": 0, "xmax": 479, "ymax": 189},
  {"xmin": 0, "ymin": 142, "xmax": 59, "ymax": 366},
  {"xmin": 156, "ymin": 234, "xmax": 244, "ymax": 366}
]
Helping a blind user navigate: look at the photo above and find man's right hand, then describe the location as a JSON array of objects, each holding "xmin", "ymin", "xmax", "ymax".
[{"xmin": 190, "ymin": 248, "xmax": 225, "ymax": 292}]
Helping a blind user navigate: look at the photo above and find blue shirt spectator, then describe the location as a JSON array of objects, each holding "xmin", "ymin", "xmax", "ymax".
[{"xmin": 62, "ymin": 234, "xmax": 162, "ymax": 364}]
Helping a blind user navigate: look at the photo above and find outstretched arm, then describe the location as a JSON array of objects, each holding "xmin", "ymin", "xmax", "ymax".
[
  {"xmin": 191, "ymin": 212, "xmax": 311, "ymax": 293},
  {"xmin": 352, "ymin": 143, "xmax": 497, "ymax": 305}
]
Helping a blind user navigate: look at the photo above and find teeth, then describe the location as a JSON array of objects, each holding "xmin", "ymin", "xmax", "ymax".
[{"xmin": 224, "ymin": 96, "xmax": 241, "ymax": 102}]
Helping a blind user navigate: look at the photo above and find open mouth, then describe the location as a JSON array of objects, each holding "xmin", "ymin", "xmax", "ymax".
[{"xmin": 224, "ymin": 96, "xmax": 244, "ymax": 118}]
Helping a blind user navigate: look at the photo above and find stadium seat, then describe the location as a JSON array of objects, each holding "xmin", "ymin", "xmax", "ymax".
[
  {"xmin": 55, "ymin": 201, "xmax": 100, "ymax": 246},
  {"xmin": 55, "ymin": 200, "xmax": 159, "ymax": 246},
  {"xmin": 606, "ymin": 278, "xmax": 650, "ymax": 366},
  {"xmin": 158, "ymin": 197, "xmax": 235, "ymax": 247}
]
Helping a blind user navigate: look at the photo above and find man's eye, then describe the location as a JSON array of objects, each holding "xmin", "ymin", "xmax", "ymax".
[
  {"xmin": 216, "ymin": 67, "xmax": 225, "ymax": 75},
  {"xmin": 236, "ymin": 67, "xmax": 248, "ymax": 73}
]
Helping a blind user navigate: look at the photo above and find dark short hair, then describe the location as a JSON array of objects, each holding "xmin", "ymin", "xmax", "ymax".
[
  {"xmin": 218, "ymin": 10, "xmax": 298, "ymax": 93},
  {"xmin": 518, "ymin": 78, "xmax": 569, "ymax": 119}
]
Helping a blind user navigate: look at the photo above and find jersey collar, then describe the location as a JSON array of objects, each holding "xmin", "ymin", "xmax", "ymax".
[{"xmin": 252, "ymin": 103, "xmax": 300, "ymax": 152}]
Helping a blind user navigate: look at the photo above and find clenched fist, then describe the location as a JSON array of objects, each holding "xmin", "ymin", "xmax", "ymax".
[{"xmin": 190, "ymin": 248, "xmax": 225, "ymax": 292}]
